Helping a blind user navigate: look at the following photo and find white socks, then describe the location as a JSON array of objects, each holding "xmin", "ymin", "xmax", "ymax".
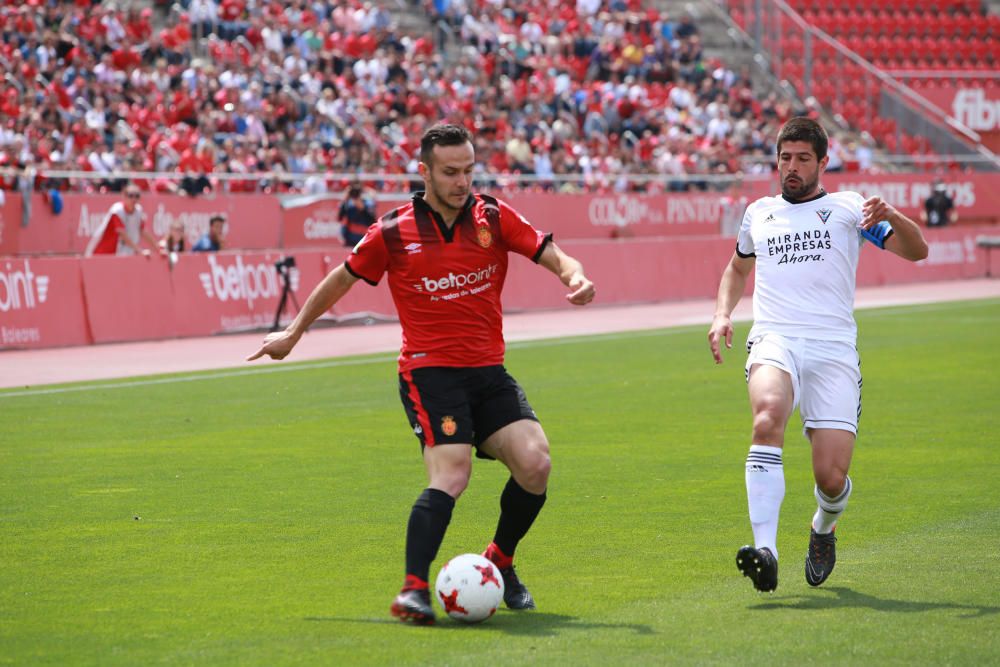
[
  {"xmin": 812, "ymin": 476, "xmax": 852, "ymax": 534},
  {"xmin": 745, "ymin": 444, "xmax": 785, "ymax": 559}
]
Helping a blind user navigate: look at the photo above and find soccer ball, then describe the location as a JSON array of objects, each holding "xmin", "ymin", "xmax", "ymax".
[{"xmin": 434, "ymin": 553, "xmax": 505, "ymax": 623}]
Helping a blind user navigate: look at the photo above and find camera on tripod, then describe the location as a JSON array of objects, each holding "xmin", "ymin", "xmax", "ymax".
[
  {"xmin": 271, "ymin": 255, "xmax": 299, "ymax": 332},
  {"xmin": 274, "ymin": 256, "xmax": 296, "ymax": 275}
]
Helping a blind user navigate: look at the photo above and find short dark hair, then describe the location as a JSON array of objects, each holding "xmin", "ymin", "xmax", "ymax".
[
  {"xmin": 420, "ymin": 124, "xmax": 473, "ymax": 165},
  {"xmin": 209, "ymin": 214, "xmax": 226, "ymax": 225},
  {"xmin": 776, "ymin": 117, "xmax": 828, "ymax": 161}
]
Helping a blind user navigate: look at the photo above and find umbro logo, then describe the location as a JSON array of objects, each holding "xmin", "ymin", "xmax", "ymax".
[
  {"xmin": 404, "ymin": 242, "xmax": 422, "ymax": 255},
  {"xmin": 763, "ymin": 214, "xmax": 776, "ymax": 223}
]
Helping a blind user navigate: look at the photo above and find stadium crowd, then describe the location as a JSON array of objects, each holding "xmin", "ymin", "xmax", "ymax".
[{"xmin": 0, "ymin": 0, "xmax": 804, "ymax": 194}]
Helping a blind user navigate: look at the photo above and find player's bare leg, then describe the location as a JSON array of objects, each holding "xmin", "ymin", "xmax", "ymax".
[
  {"xmin": 804, "ymin": 428, "xmax": 855, "ymax": 586},
  {"xmin": 479, "ymin": 420, "xmax": 550, "ymax": 609},
  {"xmin": 737, "ymin": 364, "xmax": 794, "ymax": 591}
]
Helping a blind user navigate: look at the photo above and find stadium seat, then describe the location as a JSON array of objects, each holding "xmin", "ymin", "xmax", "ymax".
[
  {"xmin": 968, "ymin": 14, "xmax": 987, "ymax": 38},
  {"xmin": 784, "ymin": 35, "xmax": 805, "ymax": 57},
  {"xmin": 953, "ymin": 14, "xmax": 972, "ymax": 38}
]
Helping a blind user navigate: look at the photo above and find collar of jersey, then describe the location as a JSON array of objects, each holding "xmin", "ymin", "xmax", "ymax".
[
  {"xmin": 412, "ymin": 191, "xmax": 475, "ymax": 242},
  {"xmin": 781, "ymin": 189, "xmax": 827, "ymax": 205}
]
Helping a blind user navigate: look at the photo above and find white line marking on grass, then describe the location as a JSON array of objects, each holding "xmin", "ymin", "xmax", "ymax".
[
  {"xmin": 2, "ymin": 299, "xmax": 994, "ymax": 399},
  {"xmin": 0, "ymin": 355, "xmax": 397, "ymax": 398}
]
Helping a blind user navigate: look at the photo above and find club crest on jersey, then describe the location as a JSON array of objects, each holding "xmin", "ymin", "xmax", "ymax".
[
  {"xmin": 441, "ymin": 416, "xmax": 457, "ymax": 436},
  {"xmin": 816, "ymin": 208, "xmax": 833, "ymax": 223},
  {"xmin": 476, "ymin": 225, "xmax": 493, "ymax": 248}
]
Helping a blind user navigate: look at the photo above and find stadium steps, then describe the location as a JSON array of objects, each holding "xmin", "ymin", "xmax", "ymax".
[{"xmin": 381, "ymin": 0, "xmax": 433, "ymax": 36}]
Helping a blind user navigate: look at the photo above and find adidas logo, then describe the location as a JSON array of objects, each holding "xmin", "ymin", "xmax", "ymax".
[{"xmin": 763, "ymin": 214, "xmax": 776, "ymax": 224}]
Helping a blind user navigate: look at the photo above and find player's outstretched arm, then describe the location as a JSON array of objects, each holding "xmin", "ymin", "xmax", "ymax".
[
  {"xmin": 246, "ymin": 264, "xmax": 360, "ymax": 361},
  {"xmin": 537, "ymin": 242, "xmax": 595, "ymax": 306},
  {"xmin": 708, "ymin": 252, "xmax": 754, "ymax": 364},
  {"xmin": 861, "ymin": 196, "xmax": 929, "ymax": 262}
]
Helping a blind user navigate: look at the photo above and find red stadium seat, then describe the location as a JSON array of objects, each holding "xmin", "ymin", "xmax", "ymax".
[
  {"xmin": 845, "ymin": 9, "xmax": 864, "ymax": 35},
  {"xmin": 784, "ymin": 35, "xmax": 804, "ymax": 57},
  {"xmin": 952, "ymin": 38, "xmax": 972, "ymax": 66},
  {"xmin": 859, "ymin": 9, "xmax": 878, "ymax": 36},
  {"xmin": 912, "ymin": 12, "xmax": 933, "ymax": 38},
  {"xmin": 970, "ymin": 40, "xmax": 989, "ymax": 62},
  {"xmin": 845, "ymin": 34, "xmax": 864, "ymax": 55},
  {"xmin": 922, "ymin": 36, "xmax": 944, "ymax": 63},
  {"xmin": 814, "ymin": 80, "xmax": 836, "ymax": 104},
  {"xmin": 968, "ymin": 15, "xmax": 987, "ymax": 38},
  {"xmin": 954, "ymin": 14, "xmax": 972, "ymax": 38},
  {"xmin": 813, "ymin": 58, "xmax": 834, "ymax": 81},
  {"xmin": 860, "ymin": 35, "xmax": 879, "ymax": 60}
]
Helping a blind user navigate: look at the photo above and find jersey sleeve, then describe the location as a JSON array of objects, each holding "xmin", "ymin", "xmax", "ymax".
[
  {"xmin": 343, "ymin": 222, "xmax": 389, "ymax": 285},
  {"xmin": 498, "ymin": 199, "xmax": 549, "ymax": 262},
  {"xmin": 735, "ymin": 203, "xmax": 755, "ymax": 257}
]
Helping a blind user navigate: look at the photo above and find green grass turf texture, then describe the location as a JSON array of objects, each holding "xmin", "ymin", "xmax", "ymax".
[{"xmin": 2, "ymin": 298, "xmax": 998, "ymax": 666}]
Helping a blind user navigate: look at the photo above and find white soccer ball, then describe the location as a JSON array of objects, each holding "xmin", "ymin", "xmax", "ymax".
[{"xmin": 434, "ymin": 553, "xmax": 505, "ymax": 623}]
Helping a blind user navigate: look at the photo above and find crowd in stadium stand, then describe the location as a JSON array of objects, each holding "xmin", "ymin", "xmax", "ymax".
[{"xmin": 0, "ymin": 0, "xmax": 806, "ymax": 194}]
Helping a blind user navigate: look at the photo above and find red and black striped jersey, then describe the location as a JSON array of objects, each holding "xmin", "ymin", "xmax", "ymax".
[{"xmin": 345, "ymin": 192, "xmax": 550, "ymax": 372}]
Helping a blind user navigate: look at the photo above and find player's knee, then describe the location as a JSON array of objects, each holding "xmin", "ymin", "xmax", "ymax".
[
  {"xmin": 751, "ymin": 409, "xmax": 786, "ymax": 442},
  {"xmin": 429, "ymin": 458, "xmax": 473, "ymax": 498},
  {"xmin": 815, "ymin": 470, "xmax": 848, "ymax": 498},
  {"xmin": 518, "ymin": 440, "xmax": 551, "ymax": 493},
  {"xmin": 435, "ymin": 472, "xmax": 471, "ymax": 499}
]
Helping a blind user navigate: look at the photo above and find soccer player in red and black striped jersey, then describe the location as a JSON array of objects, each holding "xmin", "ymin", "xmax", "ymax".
[{"xmin": 247, "ymin": 124, "xmax": 596, "ymax": 625}]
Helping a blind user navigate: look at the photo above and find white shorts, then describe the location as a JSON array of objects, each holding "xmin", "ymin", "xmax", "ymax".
[{"xmin": 745, "ymin": 334, "xmax": 862, "ymax": 435}]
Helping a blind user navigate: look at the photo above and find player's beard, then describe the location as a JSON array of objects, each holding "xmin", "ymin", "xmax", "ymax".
[
  {"xmin": 426, "ymin": 175, "xmax": 468, "ymax": 215},
  {"xmin": 781, "ymin": 171, "xmax": 819, "ymax": 200}
]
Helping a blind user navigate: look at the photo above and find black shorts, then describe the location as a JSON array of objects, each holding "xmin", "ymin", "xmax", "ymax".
[{"xmin": 398, "ymin": 365, "xmax": 538, "ymax": 458}]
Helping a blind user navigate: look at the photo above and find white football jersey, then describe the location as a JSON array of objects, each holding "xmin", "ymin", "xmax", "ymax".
[{"xmin": 736, "ymin": 191, "xmax": 892, "ymax": 344}]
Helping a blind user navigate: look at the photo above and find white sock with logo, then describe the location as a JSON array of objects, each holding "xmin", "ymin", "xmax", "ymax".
[
  {"xmin": 812, "ymin": 476, "xmax": 852, "ymax": 534},
  {"xmin": 746, "ymin": 444, "xmax": 785, "ymax": 559}
]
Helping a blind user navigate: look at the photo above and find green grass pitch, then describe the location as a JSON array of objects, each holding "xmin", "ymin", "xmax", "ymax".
[{"xmin": 2, "ymin": 298, "xmax": 998, "ymax": 665}]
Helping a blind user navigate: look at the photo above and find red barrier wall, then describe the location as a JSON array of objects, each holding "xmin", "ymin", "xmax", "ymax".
[
  {"xmin": 505, "ymin": 191, "xmax": 732, "ymax": 239},
  {"xmin": 0, "ymin": 257, "xmax": 90, "ymax": 349},
  {"xmin": 918, "ymin": 86, "xmax": 1000, "ymax": 154},
  {"xmin": 170, "ymin": 250, "xmax": 328, "ymax": 336},
  {"xmin": 857, "ymin": 225, "xmax": 989, "ymax": 286},
  {"xmin": 80, "ymin": 255, "xmax": 177, "ymax": 343},
  {"xmin": 4, "ymin": 180, "xmax": 999, "ymax": 259},
  {"xmin": 741, "ymin": 174, "xmax": 1000, "ymax": 224},
  {"xmin": 279, "ymin": 191, "xmax": 741, "ymax": 245},
  {"xmin": 0, "ymin": 224, "xmax": 995, "ymax": 350},
  {"xmin": 281, "ymin": 197, "xmax": 396, "ymax": 249},
  {"xmin": 501, "ymin": 237, "xmax": 745, "ymax": 311},
  {"xmin": 0, "ymin": 195, "xmax": 21, "ymax": 256},
  {"xmin": 17, "ymin": 193, "xmax": 283, "ymax": 255}
]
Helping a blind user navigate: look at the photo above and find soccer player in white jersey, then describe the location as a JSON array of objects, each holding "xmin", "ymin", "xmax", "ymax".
[{"xmin": 707, "ymin": 117, "xmax": 928, "ymax": 592}]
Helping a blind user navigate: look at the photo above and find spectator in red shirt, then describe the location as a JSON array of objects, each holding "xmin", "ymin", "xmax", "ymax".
[{"xmin": 247, "ymin": 124, "xmax": 595, "ymax": 626}]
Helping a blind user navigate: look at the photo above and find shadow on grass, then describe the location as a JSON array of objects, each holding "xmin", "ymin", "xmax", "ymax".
[
  {"xmin": 304, "ymin": 611, "xmax": 655, "ymax": 636},
  {"xmin": 750, "ymin": 586, "xmax": 1000, "ymax": 619}
]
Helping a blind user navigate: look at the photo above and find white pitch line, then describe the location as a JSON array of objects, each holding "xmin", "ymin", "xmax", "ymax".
[{"xmin": 1, "ymin": 298, "xmax": 994, "ymax": 400}]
